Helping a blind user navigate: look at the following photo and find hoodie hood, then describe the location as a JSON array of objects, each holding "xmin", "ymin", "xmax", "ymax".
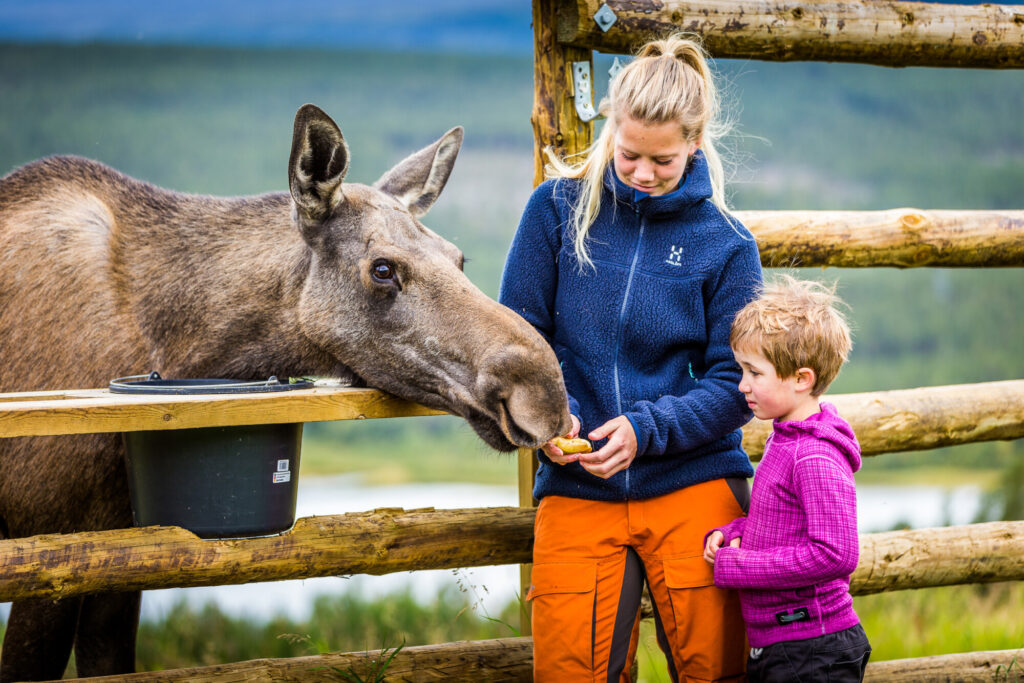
[
  {"xmin": 774, "ymin": 402, "xmax": 861, "ymax": 473},
  {"xmin": 603, "ymin": 149, "xmax": 713, "ymax": 217}
]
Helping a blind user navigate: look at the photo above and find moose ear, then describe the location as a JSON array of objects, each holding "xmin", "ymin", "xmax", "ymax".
[
  {"xmin": 288, "ymin": 104, "xmax": 349, "ymax": 232},
  {"xmin": 373, "ymin": 127, "xmax": 463, "ymax": 218}
]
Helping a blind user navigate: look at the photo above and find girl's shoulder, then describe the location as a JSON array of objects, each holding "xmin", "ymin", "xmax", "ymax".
[
  {"xmin": 525, "ymin": 177, "xmax": 579, "ymax": 215},
  {"xmin": 699, "ymin": 204, "xmax": 756, "ymax": 247}
]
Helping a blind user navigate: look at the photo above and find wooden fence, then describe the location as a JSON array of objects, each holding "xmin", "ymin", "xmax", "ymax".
[{"xmin": 1, "ymin": 0, "xmax": 1023, "ymax": 679}]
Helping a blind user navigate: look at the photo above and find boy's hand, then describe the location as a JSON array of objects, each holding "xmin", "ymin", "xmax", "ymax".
[
  {"xmin": 541, "ymin": 415, "xmax": 583, "ymax": 465},
  {"xmin": 704, "ymin": 531, "xmax": 724, "ymax": 565},
  {"xmin": 704, "ymin": 532, "xmax": 741, "ymax": 565}
]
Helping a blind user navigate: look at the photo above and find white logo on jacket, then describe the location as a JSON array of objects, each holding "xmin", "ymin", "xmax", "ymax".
[{"xmin": 666, "ymin": 245, "xmax": 683, "ymax": 266}]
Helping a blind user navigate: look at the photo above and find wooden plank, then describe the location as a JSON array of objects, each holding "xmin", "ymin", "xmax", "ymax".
[
  {"xmin": 0, "ymin": 386, "xmax": 444, "ymax": 438},
  {"xmin": 0, "ymin": 507, "xmax": 536, "ymax": 602},
  {"xmin": 60, "ymin": 637, "xmax": 534, "ymax": 682},
  {"xmin": 532, "ymin": 0, "xmax": 594, "ymax": 186},
  {"xmin": 0, "ymin": 511, "xmax": 1021, "ymax": 602},
  {"xmin": 741, "ymin": 209, "xmax": 1024, "ymax": 268},
  {"xmin": 517, "ymin": 446, "xmax": 537, "ymax": 637},
  {"xmin": 2, "ymin": 380, "xmax": 1022, "ymax": 455},
  {"xmin": 852, "ymin": 521, "xmax": 1024, "ymax": 596},
  {"xmin": 742, "ymin": 380, "xmax": 1024, "ymax": 460},
  {"xmin": 560, "ymin": 0, "xmax": 1024, "ymax": 69},
  {"xmin": 54, "ymin": 642, "xmax": 1024, "ymax": 682},
  {"xmin": 865, "ymin": 648, "xmax": 1024, "ymax": 681}
]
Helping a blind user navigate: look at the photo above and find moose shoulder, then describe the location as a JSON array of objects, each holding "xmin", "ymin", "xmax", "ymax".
[{"xmin": 0, "ymin": 103, "xmax": 570, "ymax": 680}]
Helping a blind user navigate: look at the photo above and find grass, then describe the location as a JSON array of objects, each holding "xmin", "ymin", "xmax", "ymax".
[{"xmin": 855, "ymin": 582, "xmax": 1024, "ymax": 662}]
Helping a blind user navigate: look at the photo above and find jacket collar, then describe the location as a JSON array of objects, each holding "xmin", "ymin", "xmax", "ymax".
[{"xmin": 603, "ymin": 150, "xmax": 714, "ymax": 216}]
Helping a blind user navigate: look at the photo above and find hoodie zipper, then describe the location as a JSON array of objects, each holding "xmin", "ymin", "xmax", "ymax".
[{"xmin": 612, "ymin": 204, "xmax": 644, "ymax": 495}]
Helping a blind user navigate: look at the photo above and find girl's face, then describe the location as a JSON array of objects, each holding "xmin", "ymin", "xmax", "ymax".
[{"xmin": 613, "ymin": 114, "xmax": 698, "ymax": 197}]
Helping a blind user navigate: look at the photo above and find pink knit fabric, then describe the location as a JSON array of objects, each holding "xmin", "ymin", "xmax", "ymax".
[{"xmin": 711, "ymin": 402, "xmax": 862, "ymax": 647}]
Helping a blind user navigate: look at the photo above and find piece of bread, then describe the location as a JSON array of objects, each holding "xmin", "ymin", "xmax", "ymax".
[{"xmin": 551, "ymin": 436, "xmax": 593, "ymax": 454}]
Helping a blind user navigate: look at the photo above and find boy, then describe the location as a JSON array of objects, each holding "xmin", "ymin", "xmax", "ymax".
[{"xmin": 704, "ymin": 275, "xmax": 871, "ymax": 682}]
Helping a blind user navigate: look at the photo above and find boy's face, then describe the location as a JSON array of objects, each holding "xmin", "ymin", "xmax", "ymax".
[{"xmin": 733, "ymin": 347, "xmax": 806, "ymax": 422}]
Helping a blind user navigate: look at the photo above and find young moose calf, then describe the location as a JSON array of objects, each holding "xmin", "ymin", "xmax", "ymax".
[{"xmin": 0, "ymin": 104, "xmax": 570, "ymax": 680}]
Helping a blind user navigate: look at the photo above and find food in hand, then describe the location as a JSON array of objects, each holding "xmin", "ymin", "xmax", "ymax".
[{"xmin": 551, "ymin": 436, "xmax": 593, "ymax": 454}]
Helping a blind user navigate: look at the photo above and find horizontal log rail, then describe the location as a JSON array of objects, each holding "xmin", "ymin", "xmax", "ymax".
[
  {"xmin": 57, "ymin": 640, "xmax": 1024, "ymax": 682},
  {"xmin": 0, "ymin": 507, "xmax": 535, "ymax": 602},
  {"xmin": 3, "ymin": 381, "xmax": 1023, "ymax": 459},
  {"xmin": 559, "ymin": 0, "xmax": 1024, "ymax": 69},
  {"xmin": 851, "ymin": 521, "xmax": 1024, "ymax": 596},
  {"xmin": 864, "ymin": 648, "xmax": 1024, "ymax": 682},
  {"xmin": 739, "ymin": 209, "xmax": 1024, "ymax": 268},
  {"xmin": 0, "ymin": 507, "xmax": 1020, "ymax": 602},
  {"xmin": 741, "ymin": 379, "xmax": 1024, "ymax": 459},
  {"xmin": 61, "ymin": 637, "xmax": 535, "ymax": 683},
  {"xmin": 0, "ymin": 385, "xmax": 443, "ymax": 438}
]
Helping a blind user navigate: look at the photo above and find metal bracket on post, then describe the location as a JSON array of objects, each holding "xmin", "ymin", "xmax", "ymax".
[
  {"xmin": 608, "ymin": 57, "xmax": 624, "ymax": 81},
  {"xmin": 594, "ymin": 4, "xmax": 618, "ymax": 32},
  {"xmin": 572, "ymin": 61, "xmax": 599, "ymax": 123}
]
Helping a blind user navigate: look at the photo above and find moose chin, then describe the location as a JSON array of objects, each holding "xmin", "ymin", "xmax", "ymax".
[{"xmin": 0, "ymin": 103, "xmax": 570, "ymax": 680}]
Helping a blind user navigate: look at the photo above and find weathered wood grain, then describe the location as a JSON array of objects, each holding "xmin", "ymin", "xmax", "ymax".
[
  {"xmin": 865, "ymin": 648, "xmax": 1024, "ymax": 681},
  {"xmin": 532, "ymin": 0, "xmax": 594, "ymax": 185},
  {"xmin": 742, "ymin": 380, "xmax": 1024, "ymax": 459},
  {"xmin": 54, "ymin": 640, "xmax": 1024, "ymax": 682},
  {"xmin": 58, "ymin": 637, "xmax": 534, "ymax": 682},
  {"xmin": 1, "ymin": 512, "xmax": 1021, "ymax": 602},
  {"xmin": 0, "ymin": 385, "xmax": 442, "ymax": 438},
  {"xmin": 0, "ymin": 507, "xmax": 536, "ymax": 602},
  {"xmin": 561, "ymin": 0, "xmax": 1024, "ymax": 69},
  {"xmin": 741, "ymin": 209, "xmax": 1024, "ymax": 268}
]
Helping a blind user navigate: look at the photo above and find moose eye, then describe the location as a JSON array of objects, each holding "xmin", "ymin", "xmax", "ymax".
[{"xmin": 370, "ymin": 259, "xmax": 397, "ymax": 284}]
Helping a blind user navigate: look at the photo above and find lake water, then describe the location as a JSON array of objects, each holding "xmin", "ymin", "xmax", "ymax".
[{"xmin": 1, "ymin": 477, "xmax": 985, "ymax": 623}]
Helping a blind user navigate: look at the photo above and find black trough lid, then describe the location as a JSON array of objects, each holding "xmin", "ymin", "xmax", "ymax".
[{"xmin": 109, "ymin": 371, "xmax": 315, "ymax": 395}]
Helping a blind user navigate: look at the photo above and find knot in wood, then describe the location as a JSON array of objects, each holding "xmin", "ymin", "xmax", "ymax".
[{"xmin": 899, "ymin": 212, "xmax": 927, "ymax": 231}]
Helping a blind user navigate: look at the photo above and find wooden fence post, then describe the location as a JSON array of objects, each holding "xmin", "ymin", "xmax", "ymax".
[{"xmin": 521, "ymin": 0, "xmax": 597, "ymax": 637}]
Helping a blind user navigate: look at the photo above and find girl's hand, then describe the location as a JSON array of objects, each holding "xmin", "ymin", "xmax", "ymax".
[
  {"xmin": 578, "ymin": 416, "xmax": 637, "ymax": 479},
  {"xmin": 541, "ymin": 415, "xmax": 582, "ymax": 465}
]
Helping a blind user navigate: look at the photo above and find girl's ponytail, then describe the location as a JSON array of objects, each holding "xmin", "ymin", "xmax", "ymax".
[{"xmin": 545, "ymin": 33, "xmax": 736, "ymax": 270}]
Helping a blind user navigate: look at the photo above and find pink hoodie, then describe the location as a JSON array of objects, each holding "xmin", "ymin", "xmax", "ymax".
[{"xmin": 711, "ymin": 402, "xmax": 862, "ymax": 648}]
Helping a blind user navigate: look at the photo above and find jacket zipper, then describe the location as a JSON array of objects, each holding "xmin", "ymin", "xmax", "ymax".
[{"xmin": 613, "ymin": 205, "xmax": 644, "ymax": 496}]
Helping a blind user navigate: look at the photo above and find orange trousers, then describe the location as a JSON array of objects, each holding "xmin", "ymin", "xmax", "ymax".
[{"xmin": 527, "ymin": 479, "xmax": 748, "ymax": 682}]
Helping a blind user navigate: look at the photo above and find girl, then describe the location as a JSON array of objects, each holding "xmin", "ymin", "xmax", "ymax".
[{"xmin": 500, "ymin": 34, "xmax": 763, "ymax": 681}]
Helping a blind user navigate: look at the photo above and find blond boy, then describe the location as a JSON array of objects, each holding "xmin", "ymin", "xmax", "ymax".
[{"xmin": 704, "ymin": 275, "xmax": 872, "ymax": 682}]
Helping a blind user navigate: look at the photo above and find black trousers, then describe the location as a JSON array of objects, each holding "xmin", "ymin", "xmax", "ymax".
[{"xmin": 747, "ymin": 624, "xmax": 871, "ymax": 683}]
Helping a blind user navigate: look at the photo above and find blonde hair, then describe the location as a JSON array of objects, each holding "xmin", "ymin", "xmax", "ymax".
[
  {"xmin": 730, "ymin": 274, "xmax": 853, "ymax": 396},
  {"xmin": 545, "ymin": 34, "xmax": 731, "ymax": 270}
]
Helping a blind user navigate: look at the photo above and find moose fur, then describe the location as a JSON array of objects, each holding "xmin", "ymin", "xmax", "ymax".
[{"xmin": 0, "ymin": 104, "xmax": 570, "ymax": 680}]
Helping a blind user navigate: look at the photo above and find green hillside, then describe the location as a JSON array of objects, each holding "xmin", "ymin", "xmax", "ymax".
[{"xmin": 2, "ymin": 42, "xmax": 1022, "ymax": 487}]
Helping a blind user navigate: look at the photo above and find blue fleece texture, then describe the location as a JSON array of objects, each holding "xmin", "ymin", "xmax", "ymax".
[{"xmin": 499, "ymin": 152, "xmax": 762, "ymax": 501}]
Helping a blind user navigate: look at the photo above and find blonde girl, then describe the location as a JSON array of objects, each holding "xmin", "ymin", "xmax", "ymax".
[{"xmin": 500, "ymin": 34, "xmax": 762, "ymax": 680}]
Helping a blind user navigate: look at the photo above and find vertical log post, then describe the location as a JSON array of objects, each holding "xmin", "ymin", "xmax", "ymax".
[{"xmin": 521, "ymin": 0, "xmax": 596, "ymax": 635}]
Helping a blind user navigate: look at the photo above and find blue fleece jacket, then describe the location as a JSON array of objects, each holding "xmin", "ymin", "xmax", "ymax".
[{"xmin": 499, "ymin": 152, "xmax": 762, "ymax": 501}]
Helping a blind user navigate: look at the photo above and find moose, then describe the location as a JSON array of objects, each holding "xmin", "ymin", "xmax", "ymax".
[{"xmin": 0, "ymin": 104, "xmax": 571, "ymax": 680}]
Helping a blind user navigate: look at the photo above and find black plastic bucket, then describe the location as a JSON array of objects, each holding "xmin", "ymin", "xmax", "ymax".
[{"xmin": 110, "ymin": 372, "xmax": 314, "ymax": 539}]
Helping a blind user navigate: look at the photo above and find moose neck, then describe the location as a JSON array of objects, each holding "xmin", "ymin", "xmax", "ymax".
[{"xmin": 125, "ymin": 190, "xmax": 347, "ymax": 382}]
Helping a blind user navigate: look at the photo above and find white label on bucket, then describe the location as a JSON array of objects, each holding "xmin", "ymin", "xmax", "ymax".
[
  {"xmin": 277, "ymin": 459, "xmax": 290, "ymax": 472},
  {"xmin": 273, "ymin": 471, "xmax": 291, "ymax": 484}
]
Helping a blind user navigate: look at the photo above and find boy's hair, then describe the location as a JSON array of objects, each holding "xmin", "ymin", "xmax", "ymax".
[{"xmin": 730, "ymin": 274, "xmax": 852, "ymax": 396}]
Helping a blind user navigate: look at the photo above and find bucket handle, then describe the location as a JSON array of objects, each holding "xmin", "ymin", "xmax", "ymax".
[{"xmin": 109, "ymin": 373, "xmax": 298, "ymax": 393}]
